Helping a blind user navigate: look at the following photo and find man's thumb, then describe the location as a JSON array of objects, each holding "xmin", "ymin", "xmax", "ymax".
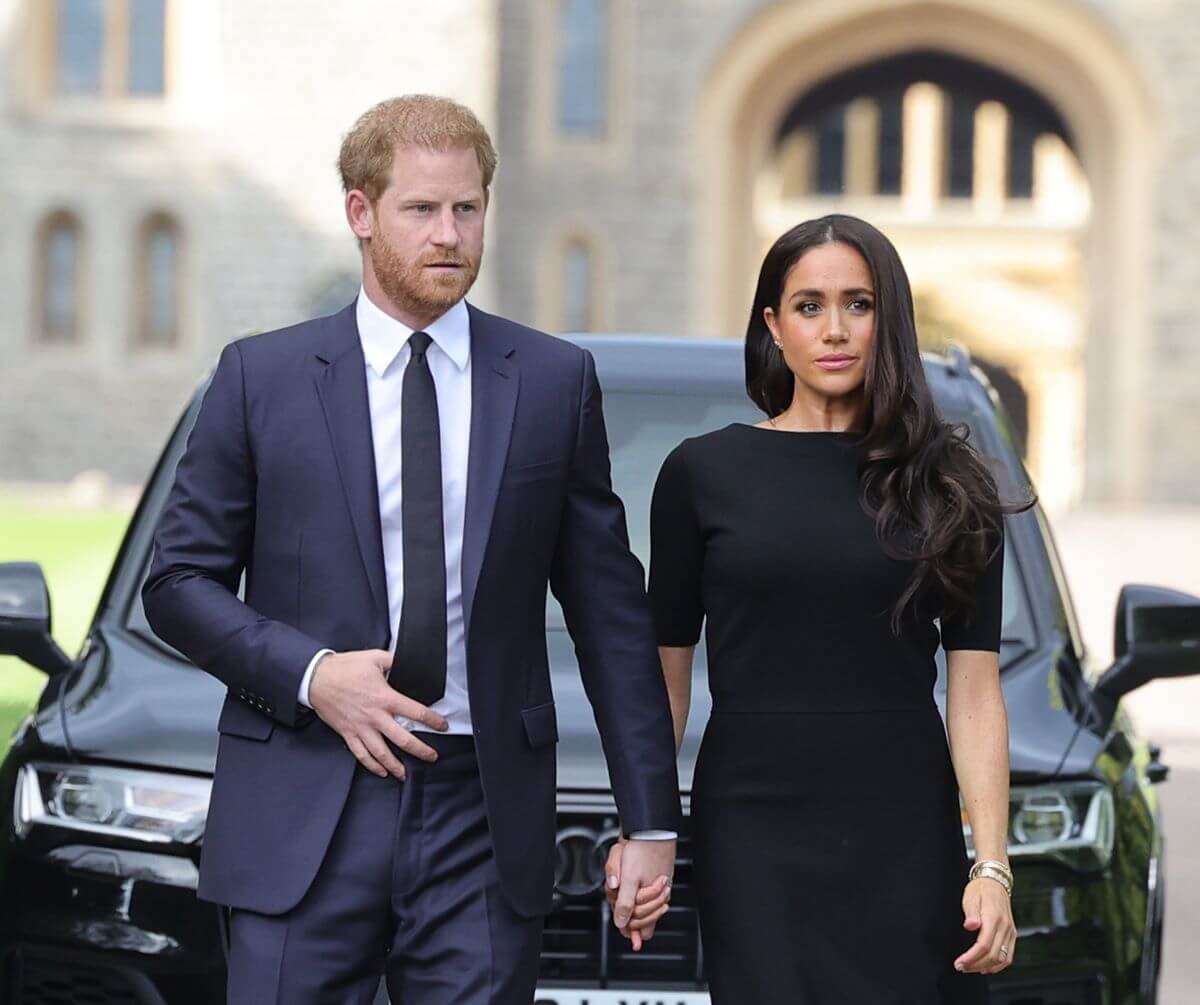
[{"xmin": 614, "ymin": 878, "xmax": 637, "ymax": 928}]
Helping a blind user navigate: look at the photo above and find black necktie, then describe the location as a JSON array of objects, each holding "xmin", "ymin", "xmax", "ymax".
[{"xmin": 392, "ymin": 331, "xmax": 447, "ymax": 705}]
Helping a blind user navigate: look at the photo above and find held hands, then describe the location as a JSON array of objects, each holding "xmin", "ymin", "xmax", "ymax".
[
  {"xmin": 955, "ymin": 877, "xmax": 1016, "ymax": 974},
  {"xmin": 308, "ymin": 650, "xmax": 449, "ymax": 780},
  {"xmin": 604, "ymin": 837, "xmax": 676, "ymax": 951}
]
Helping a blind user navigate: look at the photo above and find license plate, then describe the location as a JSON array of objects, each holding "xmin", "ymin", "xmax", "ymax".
[{"xmin": 533, "ymin": 992, "xmax": 710, "ymax": 1005}]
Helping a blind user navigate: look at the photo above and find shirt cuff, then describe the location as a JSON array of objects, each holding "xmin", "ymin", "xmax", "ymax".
[
  {"xmin": 627, "ymin": 830, "xmax": 678, "ymax": 841},
  {"xmin": 298, "ymin": 649, "xmax": 335, "ymax": 708}
]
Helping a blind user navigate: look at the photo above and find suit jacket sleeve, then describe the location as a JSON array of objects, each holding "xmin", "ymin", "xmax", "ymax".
[
  {"xmin": 548, "ymin": 349, "xmax": 682, "ymax": 834},
  {"xmin": 141, "ymin": 341, "xmax": 323, "ymax": 727}
]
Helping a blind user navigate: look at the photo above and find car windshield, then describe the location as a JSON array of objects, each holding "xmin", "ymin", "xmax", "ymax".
[
  {"xmin": 128, "ymin": 384, "xmax": 1035, "ymax": 657},
  {"xmin": 549, "ymin": 389, "xmax": 1035, "ymax": 650}
]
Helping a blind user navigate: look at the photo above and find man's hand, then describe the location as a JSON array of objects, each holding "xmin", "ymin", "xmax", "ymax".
[
  {"xmin": 308, "ymin": 650, "xmax": 449, "ymax": 780},
  {"xmin": 604, "ymin": 837, "xmax": 676, "ymax": 951}
]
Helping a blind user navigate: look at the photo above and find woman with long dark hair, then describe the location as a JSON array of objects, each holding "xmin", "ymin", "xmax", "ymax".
[{"xmin": 608, "ymin": 215, "xmax": 1027, "ymax": 1002}]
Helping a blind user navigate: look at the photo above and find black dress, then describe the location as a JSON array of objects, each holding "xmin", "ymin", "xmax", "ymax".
[{"xmin": 649, "ymin": 424, "xmax": 1003, "ymax": 1005}]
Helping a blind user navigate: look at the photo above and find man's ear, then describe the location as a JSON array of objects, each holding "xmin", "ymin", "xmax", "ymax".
[{"xmin": 345, "ymin": 190, "xmax": 374, "ymax": 241}]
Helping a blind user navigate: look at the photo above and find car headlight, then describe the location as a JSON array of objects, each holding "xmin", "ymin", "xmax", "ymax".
[
  {"xmin": 15, "ymin": 763, "xmax": 210, "ymax": 845},
  {"xmin": 962, "ymin": 781, "xmax": 1114, "ymax": 870}
]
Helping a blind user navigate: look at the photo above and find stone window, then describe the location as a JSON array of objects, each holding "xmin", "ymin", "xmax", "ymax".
[
  {"xmin": 562, "ymin": 240, "xmax": 595, "ymax": 331},
  {"xmin": 133, "ymin": 212, "xmax": 180, "ymax": 347},
  {"xmin": 128, "ymin": 0, "xmax": 167, "ymax": 94},
  {"xmin": 876, "ymin": 91, "xmax": 904, "ymax": 196},
  {"xmin": 773, "ymin": 50, "xmax": 1072, "ymax": 205},
  {"xmin": 55, "ymin": 0, "xmax": 104, "ymax": 95},
  {"xmin": 36, "ymin": 211, "xmax": 84, "ymax": 344},
  {"xmin": 814, "ymin": 105, "xmax": 846, "ymax": 196},
  {"xmin": 1007, "ymin": 118, "xmax": 1037, "ymax": 199},
  {"xmin": 946, "ymin": 92, "xmax": 976, "ymax": 198},
  {"xmin": 540, "ymin": 230, "xmax": 605, "ymax": 333},
  {"xmin": 43, "ymin": 0, "xmax": 168, "ymax": 99},
  {"xmin": 557, "ymin": 0, "xmax": 608, "ymax": 136}
]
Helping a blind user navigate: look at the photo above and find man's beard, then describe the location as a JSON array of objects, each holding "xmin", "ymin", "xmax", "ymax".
[{"xmin": 368, "ymin": 230, "xmax": 481, "ymax": 323}]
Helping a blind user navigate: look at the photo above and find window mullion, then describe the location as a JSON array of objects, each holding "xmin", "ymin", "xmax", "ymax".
[
  {"xmin": 105, "ymin": 0, "xmax": 132, "ymax": 97},
  {"xmin": 38, "ymin": 1, "xmax": 58, "ymax": 98}
]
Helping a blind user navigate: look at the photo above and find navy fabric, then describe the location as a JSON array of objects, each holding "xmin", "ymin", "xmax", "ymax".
[
  {"xmin": 142, "ymin": 302, "xmax": 681, "ymax": 923},
  {"xmin": 226, "ymin": 736, "xmax": 543, "ymax": 1004}
]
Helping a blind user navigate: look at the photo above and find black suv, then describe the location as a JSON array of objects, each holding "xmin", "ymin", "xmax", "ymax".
[{"xmin": 2, "ymin": 336, "xmax": 1196, "ymax": 1005}]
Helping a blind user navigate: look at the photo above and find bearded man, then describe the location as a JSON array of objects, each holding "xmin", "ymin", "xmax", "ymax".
[{"xmin": 142, "ymin": 95, "xmax": 681, "ymax": 1004}]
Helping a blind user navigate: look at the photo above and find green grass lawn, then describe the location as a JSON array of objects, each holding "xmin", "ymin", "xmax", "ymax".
[{"xmin": 0, "ymin": 493, "xmax": 132, "ymax": 745}]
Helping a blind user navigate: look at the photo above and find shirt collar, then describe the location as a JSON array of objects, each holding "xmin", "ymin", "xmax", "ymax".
[{"xmin": 355, "ymin": 286, "xmax": 471, "ymax": 377}]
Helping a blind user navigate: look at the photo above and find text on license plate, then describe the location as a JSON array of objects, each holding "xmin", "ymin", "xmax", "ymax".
[{"xmin": 534, "ymin": 992, "xmax": 710, "ymax": 1005}]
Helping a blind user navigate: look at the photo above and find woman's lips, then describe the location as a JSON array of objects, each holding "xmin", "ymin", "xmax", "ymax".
[{"xmin": 815, "ymin": 356, "xmax": 857, "ymax": 371}]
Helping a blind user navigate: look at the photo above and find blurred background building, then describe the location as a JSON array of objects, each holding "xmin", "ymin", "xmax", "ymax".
[{"xmin": 0, "ymin": 0, "xmax": 1192, "ymax": 512}]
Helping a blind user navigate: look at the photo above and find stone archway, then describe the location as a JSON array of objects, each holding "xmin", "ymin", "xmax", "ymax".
[{"xmin": 691, "ymin": 0, "xmax": 1159, "ymax": 504}]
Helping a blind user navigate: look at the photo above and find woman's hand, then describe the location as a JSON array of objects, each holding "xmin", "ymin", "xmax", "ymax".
[
  {"xmin": 955, "ymin": 877, "xmax": 1016, "ymax": 974},
  {"xmin": 604, "ymin": 838, "xmax": 672, "ymax": 952}
]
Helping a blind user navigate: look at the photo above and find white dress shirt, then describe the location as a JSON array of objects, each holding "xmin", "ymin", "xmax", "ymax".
[
  {"xmin": 299, "ymin": 288, "xmax": 473, "ymax": 734},
  {"xmin": 298, "ymin": 289, "xmax": 675, "ymax": 840}
]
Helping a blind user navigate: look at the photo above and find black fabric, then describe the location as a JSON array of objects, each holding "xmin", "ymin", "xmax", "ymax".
[
  {"xmin": 649, "ymin": 424, "xmax": 1001, "ymax": 1004},
  {"xmin": 393, "ymin": 331, "xmax": 448, "ymax": 705}
]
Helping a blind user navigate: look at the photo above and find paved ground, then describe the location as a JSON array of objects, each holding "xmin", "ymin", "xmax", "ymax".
[{"xmin": 1052, "ymin": 507, "xmax": 1200, "ymax": 1005}]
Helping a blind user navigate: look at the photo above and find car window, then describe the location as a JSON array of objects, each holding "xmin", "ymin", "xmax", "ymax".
[
  {"xmin": 606, "ymin": 392, "xmax": 760, "ymax": 561},
  {"xmin": 549, "ymin": 390, "xmax": 1036, "ymax": 650},
  {"xmin": 546, "ymin": 391, "xmax": 755, "ymax": 631},
  {"xmin": 1032, "ymin": 504, "xmax": 1086, "ymax": 660},
  {"xmin": 131, "ymin": 383, "xmax": 1035, "ymax": 659}
]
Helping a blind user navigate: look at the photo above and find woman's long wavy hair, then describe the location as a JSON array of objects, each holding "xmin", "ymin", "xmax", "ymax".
[{"xmin": 745, "ymin": 214, "xmax": 1034, "ymax": 633}]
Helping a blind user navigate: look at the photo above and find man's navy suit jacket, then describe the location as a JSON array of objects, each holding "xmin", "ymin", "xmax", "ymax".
[{"xmin": 142, "ymin": 302, "xmax": 682, "ymax": 918}]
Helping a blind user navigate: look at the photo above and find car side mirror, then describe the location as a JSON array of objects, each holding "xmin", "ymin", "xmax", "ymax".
[
  {"xmin": 1094, "ymin": 583, "xmax": 1200, "ymax": 701},
  {"xmin": 0, "ymin": 562, "xmax": 73, "ymax": 676}
]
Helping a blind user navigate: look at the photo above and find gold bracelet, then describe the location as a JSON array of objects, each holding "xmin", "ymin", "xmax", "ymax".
[
  {"xmin": 969, "ymin": 860, "xmax": 1014, "ymax": 896},
  {"xmin": 970, "ymin": 859, "xmax": 1013, "ymax": 882}
]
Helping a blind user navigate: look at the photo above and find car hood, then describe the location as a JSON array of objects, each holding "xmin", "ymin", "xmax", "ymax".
[
  {"xmin": 57, "ymin": 629, "xmax": 1083, "ymax": 795},
  {"xmin": 58, "ymin": 629, "xmax": 224, "ymax": 774}
]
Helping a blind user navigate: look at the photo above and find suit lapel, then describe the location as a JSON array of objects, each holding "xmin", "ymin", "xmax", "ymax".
[
  {"xmin": 462, "ymin": 305, "xmax": 519, "ymax": 635},
  {"xmin": 313, "ymin": 306, "xmax": 389, "ymax": 624}
]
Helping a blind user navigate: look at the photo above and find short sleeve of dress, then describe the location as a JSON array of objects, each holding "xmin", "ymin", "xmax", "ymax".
[
  {"xmin": 939, "ymin": 521, "xmax": 1005, "ymax": 653},
  {"xmin": 648, "ymin": 443, "xmax": 705, "ymax": 647}
]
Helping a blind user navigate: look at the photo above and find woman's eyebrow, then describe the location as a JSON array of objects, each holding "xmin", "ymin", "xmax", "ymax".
[{"xmin": 789, "ymin": 286, "xmax": 875, "ymax": 301}]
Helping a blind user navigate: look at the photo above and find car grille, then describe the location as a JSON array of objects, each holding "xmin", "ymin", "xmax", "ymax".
[
  {"xmin": 8, "ymin": 954, "xmax": 167, "ymax": 1005},
  {"xmin": 540, "ymin": 804, "xmax": 705, "ymax": 989}
]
